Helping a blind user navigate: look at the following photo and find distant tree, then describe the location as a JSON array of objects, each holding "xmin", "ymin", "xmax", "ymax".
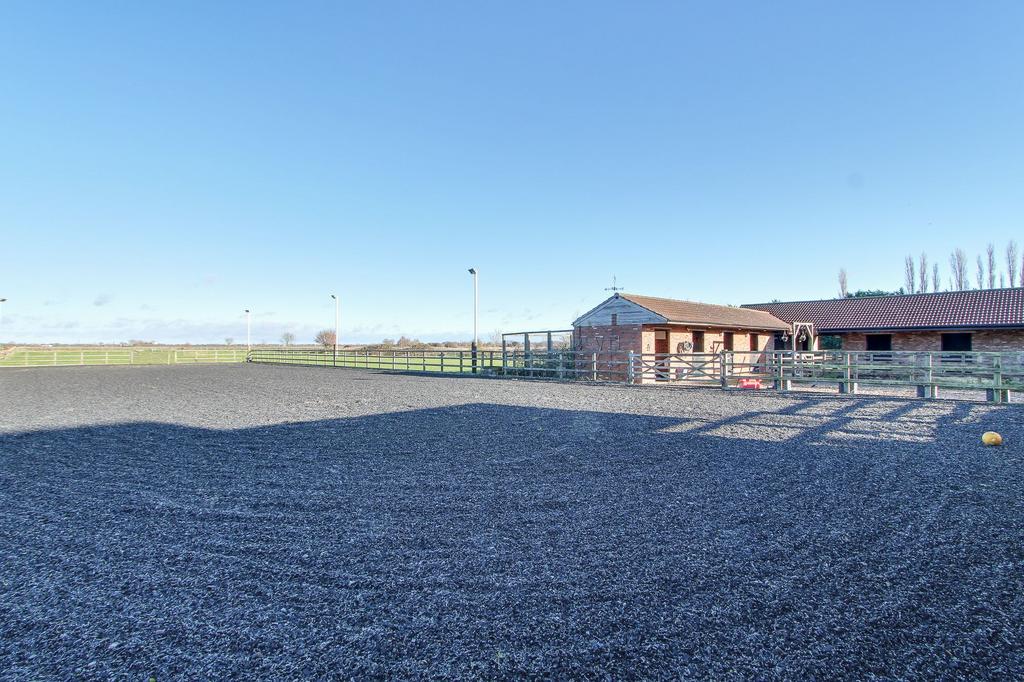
[
  {"xmin": 1007, "ymin": 241, "xmax": 1019, "ymax": 287},
  {"xmin": 488, "ymin": 329, "xmax": 503, "ymax": 346},
  {"xmin": 315, "ymin": 329, "xmax": 336, "ymax": 347},
  {"xmin": 976, "ymin": 254, "xmax": 984, "ymax": 289},
  {"xmin": 932, "ymin": 263, "xmax": 941, "ymax": 292},
  {"xmin": 381, "ymin": 338, "xmax": 395, "ymax": 346},
  {"xmin": 918, "ymin": 253, "xmax": 928, "ymax": 293},
  {"xmin": 904, "ymin": 255, "xmax": 916, "ymax": 294},
  {"xmin": 224, "ymin": 337, "xmax": 234, "ymax": 346},
  {"xmin": 838, "ymin": 268, "xmax": 848, "ymax": 297},
  {"xmin": 1000, "ymin": 273, "xmax": 1006, "ymax": 288},
  {"xmin": 280, "ymin": 332, "xmax": 295, "ymax": 346},
  {"xmin": 949, "ymin": 249, "xmax": 968, "ymax": 290},
  {"xmin": 987, "ymin": 243, "xmax": 997, "ymax": 288}
]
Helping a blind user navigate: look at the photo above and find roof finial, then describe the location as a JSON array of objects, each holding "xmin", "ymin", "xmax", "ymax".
[{"xmin": 605, "ymin": 275, "xmax": 624, "ymax": 293}]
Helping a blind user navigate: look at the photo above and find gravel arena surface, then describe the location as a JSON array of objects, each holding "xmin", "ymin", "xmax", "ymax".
[{"xmin": 2, "ymin": 365, "xmax": 1024, "ymax": 680}]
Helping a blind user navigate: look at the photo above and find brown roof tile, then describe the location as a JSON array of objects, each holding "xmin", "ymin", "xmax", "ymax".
[
  {"xmin": 743, "ymin": 289, "xmax": 1024, "ymax": 331},
  {"xmin": 619, "ymin": 293, "xmax": 790, "ymax": 330}
]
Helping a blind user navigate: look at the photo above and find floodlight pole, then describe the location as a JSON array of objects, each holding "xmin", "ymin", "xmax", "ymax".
[
  {"xmin": 0, "ymin": 298, "xmax": 7, "ymax": 342},
  {"xmin": 330, "ymin": 294, "xmax": 339, "ymax": 366},
  {"xmin": 468, "ymin": 268, "xmax": 478, "ymax": 373},
  {"xmin": 245, "ymin": 309, "xmax": 251, "ymax": 352}
]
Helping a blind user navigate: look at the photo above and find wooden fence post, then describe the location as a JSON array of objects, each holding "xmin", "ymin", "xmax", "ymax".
[
  {"xmin": 839, "ymin": 353, "xmax": 857, "ymax": 394},
  {"xmin": 627, "ymin": 351, "xmax": 635, "ymax": 384},
  {"xmin": 916, "ymin": 353, "xmax": 933, "ymax": 398},
  {"xmin": 719, "ymin": 352, "xmax": 728, "ymax": 387},
  {"xmin": 987, "ymin": 355, "xmax": 1007, "ymax": 403},
  {"xmin": 592, "ymin": 352, "xmax": 598, "ymax": 381}
]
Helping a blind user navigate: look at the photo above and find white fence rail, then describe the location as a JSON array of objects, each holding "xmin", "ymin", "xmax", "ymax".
[{"xmin": 0, "ymin": 348, "xmax": 249, "ymax": 368}]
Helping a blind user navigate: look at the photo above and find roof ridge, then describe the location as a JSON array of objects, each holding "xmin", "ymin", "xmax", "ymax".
[
  {"xmin": 743, "ymin": 287, "xmax": 1024, "ymax": 308},
  {"xmin": 620, "ymin": 292, "xmax": 744, "ymax": 311}
]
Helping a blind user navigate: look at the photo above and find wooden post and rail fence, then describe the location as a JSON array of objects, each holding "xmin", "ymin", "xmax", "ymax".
[
  {"xmin": 5, "ymin": 345, "xmax": 1021, "ymax": 402},
  {"xmin": 240, "ymin": 348, "xmax": 1024, "ymax": 402}
]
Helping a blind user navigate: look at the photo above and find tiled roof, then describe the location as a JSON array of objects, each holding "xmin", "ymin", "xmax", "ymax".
[
  {"xmin": 743, "ymin": 288, "xmax": 1024, "ymax": 332},
  {"xmin": 619, "ymin": 293, "xmax": 790, "ymax": 330}
]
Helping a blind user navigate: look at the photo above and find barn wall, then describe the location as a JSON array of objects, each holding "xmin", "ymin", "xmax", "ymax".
[
  {"xmin": 972, "ymin": 330, "xmax": 1024, "ymax": 351},
  {"xmin": 839, "ymin": 330, "xmax": 1024, "ymax": 351},
  {"xmin": 577, "ymin": 325, "xmax": 778, "ymax": 354}
]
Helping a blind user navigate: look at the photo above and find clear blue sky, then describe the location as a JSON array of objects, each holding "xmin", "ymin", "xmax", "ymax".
[{"xmin": 2, "ymin": 1, "xmax": 1023, "ymax": 344}]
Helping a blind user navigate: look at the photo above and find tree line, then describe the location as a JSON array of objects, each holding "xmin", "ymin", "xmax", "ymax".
[{"xmin": 838, "ymin": 241, "xmax": 1020, "ymax": 297}]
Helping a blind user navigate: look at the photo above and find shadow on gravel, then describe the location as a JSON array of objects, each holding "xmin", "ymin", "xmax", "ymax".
[{"xmin": 2, "ymin": 401, "xmax": 1022, "ymax": 679}]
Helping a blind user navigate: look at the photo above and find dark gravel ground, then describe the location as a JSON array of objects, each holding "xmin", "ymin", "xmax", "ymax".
[{"xmin": 2, "ymin": 364, "xmax": 1023, "ymax": 680}]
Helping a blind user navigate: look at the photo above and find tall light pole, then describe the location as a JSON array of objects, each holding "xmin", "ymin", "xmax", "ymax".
[
  {"xmin": 0, "ymin": 298, "xmax": 7, "ymax": 342},
  {"xmin": 468, "ymin": 268, "xmax": 478, "ymax": 372},
  {"xmin": 245, "ymin": 309, "xmax": 251, "ymax": 351},
  {"xmin": 330, "ymin": 294, "xmax": 340, "ymax": 365}
]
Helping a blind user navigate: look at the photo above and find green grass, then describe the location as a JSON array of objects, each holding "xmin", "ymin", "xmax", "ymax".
[{"xmin": 0, "ymin": 347, "xmax": 248, "ymax": 367}]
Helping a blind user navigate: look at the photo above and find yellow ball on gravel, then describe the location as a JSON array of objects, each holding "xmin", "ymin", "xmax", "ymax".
[{"xmin": 982, "ymin": 431, "xmax": 1003, "ymax": 446}]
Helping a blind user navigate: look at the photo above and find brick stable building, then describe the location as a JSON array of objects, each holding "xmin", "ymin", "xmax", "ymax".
[
  {"xmin": 574, "ymin": 289, "xmax": 1024, "ymax": 357},
  {"xmin": 573, "ymin": 293, "xmax": 788, "ymax": 358},
  {"xmin": 745, "ymin": 288, "xmax": 1024, "ymax": 352}
]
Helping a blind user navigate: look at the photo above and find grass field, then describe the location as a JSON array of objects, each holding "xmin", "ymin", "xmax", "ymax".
[
  {"xmin": 0, "ymin": 347, "xmax": 248, "ymax": 367},
  {"xmin": 2, "ymin": 364, "xmax": 1022, "ymax": 678}
]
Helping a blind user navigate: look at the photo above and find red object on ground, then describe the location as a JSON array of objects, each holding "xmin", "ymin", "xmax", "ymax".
[{"xmin": 738, "ymin": 378, "xmax": 763, "ymax": 389}]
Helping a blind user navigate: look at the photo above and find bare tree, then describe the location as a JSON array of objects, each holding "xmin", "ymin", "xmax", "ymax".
[
  {"xmin": 314, "ymin": 329, "xmax": 336, "ymax": 347},
  {"xmin": 280, "ymin": 332, "xmax": 295, "ymax": 346},
  {"xmin": 932, "ymin": 263, "xmax": 941, "ymax": 292},
  {"xmin": 976, "ymin": 255, "xmax": 984, "ymax": 289},
  {"xmin": 1000, "ymin": 273, "xmax": 1006, "ymax": 288},
  {"xmin": 224, "ymin": 337, "xmax": 234, "ymax": 346},
  {"xmin": 838, "ymin": 268, "xmax": 849, "ymax": 297},
  {"xmin": 1008, "ymin": 241, "xmax": 1019, "ymax": 287},
  {"xmin": 918, "ymin": 253, "xmax": 928, "ymax": 293},
  {"xmin": 987, "ymin": 243, "xmax": 996, "ymax": 288},
  {"xmin": 949, "ymin": 249, "xmax": 968, "ymax": 290},
  {"xmin": 904, "ymin": 255, "xmax": 916, "ymax": 294}
]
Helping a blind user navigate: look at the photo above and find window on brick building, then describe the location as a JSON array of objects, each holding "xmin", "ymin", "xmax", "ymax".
[
  {"xmin": 611, "ymin": 313, "xmax": 618, "ymax": 326},
  {"xmin": 819, "ymin": 334, "xmax": 843, "ymax": 350},
  {"xmin": 692, "ymin": 331, "xmax": 705, "ymax": 353},
  {"xmin": 865, "ymin": 334, "xmax": 892, "ymax": 351},
  {"xmin": 941, "ymin": 333, "xmax": 972, "ymax": 352},
  {"xmin": 749, "ymin": 333, "xmax": 759, "ymax": 350},
  {"xmin": 723, "ymin": 332, "xmax": 734, "ymax": 351}
]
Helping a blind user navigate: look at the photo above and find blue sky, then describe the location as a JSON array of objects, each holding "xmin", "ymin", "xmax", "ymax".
[{"xmin": 2, "ymin": 1, "xmax": 1023, "ymax": 344}]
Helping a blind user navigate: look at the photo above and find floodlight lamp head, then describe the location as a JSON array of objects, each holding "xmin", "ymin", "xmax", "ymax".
[{"xmin": 468, "ymin": 268, "xmax": 477, "ymax": 275}]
